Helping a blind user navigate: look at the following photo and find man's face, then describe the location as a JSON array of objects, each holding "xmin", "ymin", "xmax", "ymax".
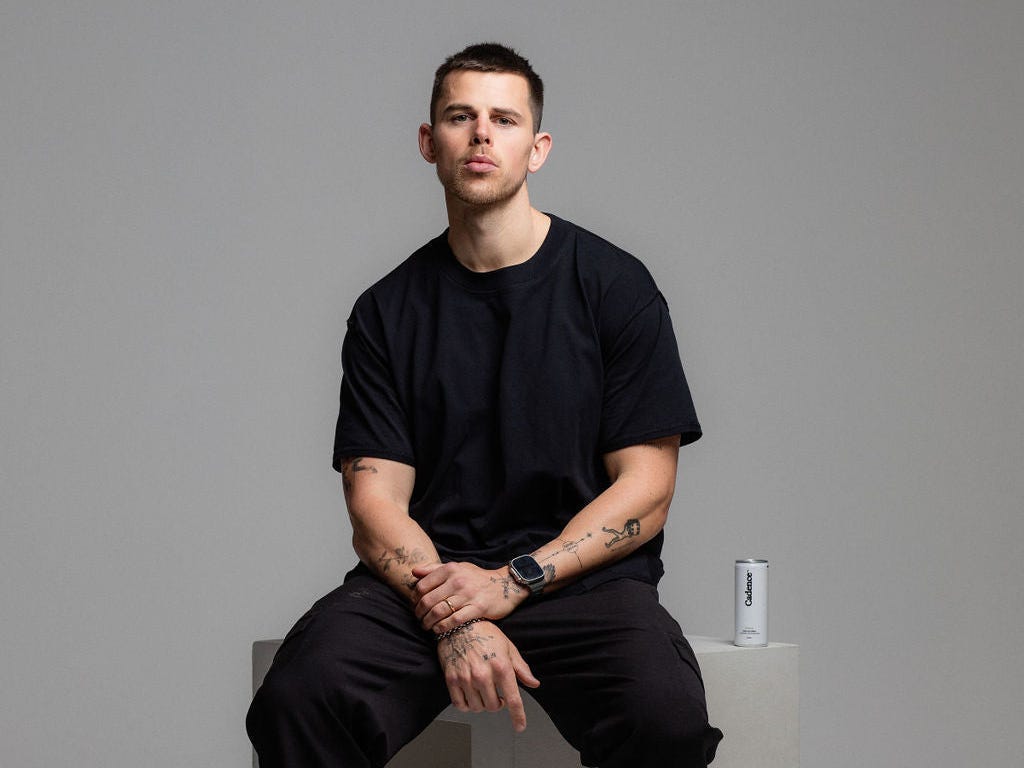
[{"xmin": 419, "ymin": 70, "xmax": 550, "ymax": 208}]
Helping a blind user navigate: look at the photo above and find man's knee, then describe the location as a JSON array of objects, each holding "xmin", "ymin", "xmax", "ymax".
[
  {"xmin": 247, "ymin": 662, "xmax": 370, "ymax": 768},
  {"xmin": 248, "ymin": 663, "xmax": 317, "ymax": 742},
  {"xmin": 633, "ymin": 688, "xmax": 712, "ymax": 745},
  {"xmin": 590, "ymin": 683, "xmax": 720, "ymax": 767}
]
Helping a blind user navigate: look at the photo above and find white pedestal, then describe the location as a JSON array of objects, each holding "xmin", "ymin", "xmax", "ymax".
[
  {"xmin": 252, "ymin": 636, "xmax": 799, "ymax": 768},
  {"xmin": 689, "ymin": 637, "xmax": 800, "ymax": 768}
]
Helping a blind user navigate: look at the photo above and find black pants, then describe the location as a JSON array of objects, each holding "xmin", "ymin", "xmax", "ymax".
[{"xmin": 247, "ymin": 571, "xmax": 723, "ymax": 768}]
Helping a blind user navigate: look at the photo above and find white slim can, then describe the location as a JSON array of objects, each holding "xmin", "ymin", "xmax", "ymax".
[{"xmin": 734, "ymin": 559, "xmax": 769, "ymax": 647}]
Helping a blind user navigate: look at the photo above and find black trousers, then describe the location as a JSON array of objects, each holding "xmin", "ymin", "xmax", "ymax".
[{"xmin": 247, "ymin": 571, "xmax": 723, "ymax": 768}]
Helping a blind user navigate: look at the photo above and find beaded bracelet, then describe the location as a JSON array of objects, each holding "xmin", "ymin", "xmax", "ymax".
[{"xmin": 436, "ymin": 618, "xmax": 484, "ymax": 642}]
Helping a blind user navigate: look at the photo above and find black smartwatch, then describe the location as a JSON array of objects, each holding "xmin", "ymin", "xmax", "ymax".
[{"xmin": 508, "ymin": 554, "xmax": 546, "ymax": 596}]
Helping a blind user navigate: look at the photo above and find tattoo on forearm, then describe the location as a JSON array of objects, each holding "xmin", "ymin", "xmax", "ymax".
[
  {"xmin": 603, "ymin": 518, "xmax": 641, "ymax": 549},
  {"xmin": 341, "ymin": 457, "xmax": 378, "ymax": 493},
  {"xmin": 539, "ymin": 534, "xmax": 592, "ymax": 568},
  {"xmin": 377, "ymin": 546, "xmax": 428, "ymax": 574},
  {"xmin": 542, "ymin": 563, "xmax": 555, "ymax": 584},
  {"xmin": 560, "ymin": 535, "xmax": 588, "ymax": 566},
  {"xmin": 491, "ymin": 575, "xmax": 524, "ymax": 600}
]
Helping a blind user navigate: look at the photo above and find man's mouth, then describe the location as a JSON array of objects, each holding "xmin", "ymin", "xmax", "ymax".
[{"xmin": 464, "ymin": 155, "xmax": 498, "ymax": 173}]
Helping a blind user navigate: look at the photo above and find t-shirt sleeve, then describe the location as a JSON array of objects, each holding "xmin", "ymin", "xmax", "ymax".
[
  {"xmin": 597, "ymin": 268, "xmax": 701, "ymax": 453},
  {"xmin": 332, "ymin": 296, "xmax": 415, "ymax": 472}
]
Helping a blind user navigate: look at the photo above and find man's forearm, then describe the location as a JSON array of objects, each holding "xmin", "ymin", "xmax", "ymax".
[
  {"xmin": 528, "ymin": 479, "xmax": 667, "ymax": 591},
  {"xmin": 340, "ymin": 456, "xmax": 439, "ymax": 604},
  {"xmin": 527, "ymin": 437, "xmax": 679, "ymax": 593},
  {"xmin": 352, "ymin": 513, "xmax": 441, "ymax": 600}
]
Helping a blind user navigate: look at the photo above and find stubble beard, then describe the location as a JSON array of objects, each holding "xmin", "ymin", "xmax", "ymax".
[{"xmin": 438, "ymin": 165, "xmax": 529, "ymax": 207}]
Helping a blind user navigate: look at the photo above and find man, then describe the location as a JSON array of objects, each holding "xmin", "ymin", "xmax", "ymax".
[{"xmin": 247, "ymin": 43, "xmax": 723, "ymax": 768}]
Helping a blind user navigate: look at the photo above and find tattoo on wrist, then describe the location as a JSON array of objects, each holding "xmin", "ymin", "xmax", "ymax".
[
  {"xmin": 603, "ymin": 518, "xmax": 641, "ymax": 549},
  {"xmin": 542, "ymin": 563, "xmax": 555, "ymax": 583},
  {"xmin": 436, "ymin": 618, "xmax": 484, "ymax": 642},
  {"xmin": 491, "ymin": 575, "xmax": 524, "ymax": 600},
  {"xmin": 401, "ymin": 574, "xmax": 418, "ymax": 592},
  {"xmin": 341, "ymin": 457, "xmax": 378, "ymax": 493}
]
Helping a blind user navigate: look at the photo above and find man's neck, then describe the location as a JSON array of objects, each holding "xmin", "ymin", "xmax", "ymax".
[{"xmin": 445, "ymin": 191, "xmax": 551, "ymax": 273}]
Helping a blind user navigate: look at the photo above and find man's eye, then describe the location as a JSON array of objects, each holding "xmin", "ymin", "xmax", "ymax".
[
  {"xmin": 495, "ymin": 117, "xmax": 514, "ymax": 126},
  {"xmin": 452, "ymin": 114, "xmax": 471, "ymax": 123}
]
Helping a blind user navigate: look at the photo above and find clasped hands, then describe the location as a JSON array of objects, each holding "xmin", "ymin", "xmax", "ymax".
[
  {"xmin": 411, "ymin": 561, "xmax": 527, "ymax": 634},
  {"xmin": 411, "ymin": 562, "xmax": 538, "ymax": 731}
]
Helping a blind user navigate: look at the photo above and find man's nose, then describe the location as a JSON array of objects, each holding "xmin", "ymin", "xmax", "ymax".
[{"xmin": 472, "ymin": 121, "xmax": 491, "ymax": 145}]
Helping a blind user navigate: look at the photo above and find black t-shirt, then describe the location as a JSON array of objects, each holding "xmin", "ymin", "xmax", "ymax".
[{"xmin": 333, "ymin": 214, "xmax": 700, "ymax": 587}]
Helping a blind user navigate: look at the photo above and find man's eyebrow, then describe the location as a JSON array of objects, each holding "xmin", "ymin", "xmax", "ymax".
[
  {"xmin": 441, "ymin": 103, "xmax": 524, "ymax": 120},
  {"xmin": 491, "ymin": 107, "xmax": 525, "ymax": 119}
]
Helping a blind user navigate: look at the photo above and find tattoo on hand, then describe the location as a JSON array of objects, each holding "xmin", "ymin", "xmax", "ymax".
[
  {"xmin": 341, "ymin": 457, "xmax": 378, "ymax": 493},
  {"xmin": 603, "ymin": 518, "xmax": 641, "ymax": 549},
  {"xmin": 440, "ymin": 627, "xmax": 489, "ymax": 665}
]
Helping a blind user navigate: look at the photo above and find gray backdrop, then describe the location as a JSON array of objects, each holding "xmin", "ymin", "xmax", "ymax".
[{"xmin": 2, "ymin": 1, "xmax": 1021, "ymax": 766}]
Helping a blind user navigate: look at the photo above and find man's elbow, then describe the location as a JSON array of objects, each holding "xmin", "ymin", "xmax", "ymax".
[
  {"xmin": 647, "ymin": 494, "xmax": 672, "ymax": 534},
  {"xmin": 648, "ymin": 470, "xmax": 678, "ymax": 526}
]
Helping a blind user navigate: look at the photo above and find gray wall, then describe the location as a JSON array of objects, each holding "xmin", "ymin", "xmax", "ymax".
[{"xmin": 2, "ymin": 2, "xmax": 1021, "ymax": 766}]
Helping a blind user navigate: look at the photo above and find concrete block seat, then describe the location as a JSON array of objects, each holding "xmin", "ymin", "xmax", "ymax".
[{"xmin": 252, "ymin": 636, "xmax": 799, "ymax": 768}]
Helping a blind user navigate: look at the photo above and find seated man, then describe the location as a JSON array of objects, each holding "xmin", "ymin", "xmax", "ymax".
[{"xmin": 247, "ymin": 42, "xmax": 723, "ymax": 768}]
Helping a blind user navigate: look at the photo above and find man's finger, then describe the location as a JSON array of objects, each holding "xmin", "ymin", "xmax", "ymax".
[
  {"xmin": 412, "ymin": 567, "xmax": 449, "ymax": 601},
  {"xmin": 411, "ymin": 562, "xmax": 443, "ymax": 579},
  {"xmin": 464, "ymin": 685, "xmax": 486, "ymax": 713},
  {"xmin": 480, "ymin": 682, "xmax": 504, "ymax": 712},
  {"xmin": 413, "ymin": 580, "xmax": 453, "ymax": 620},
  {"xmin": 505, "ymin": 688, "xmax": 528, "ymax": 732},
  {"xmin": 447, "ymin": 681, "xmax": 469, "ymax": 712},
  {"xmin": 429, "ymin": 603, "xmax": 475, "ymax": 634},
  {"xmin": 423, "ymin": 599, "xmax": 463, "ymax": 632},
  {"xmin": 512, "ymin": 647, "xmax": 540, "ymax": 689}
]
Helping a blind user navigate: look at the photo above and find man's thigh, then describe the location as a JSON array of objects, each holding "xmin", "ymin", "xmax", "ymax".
[
  {"xmin": 259, "ymin": 570, "xmax": 451, "ymax": 759},
  {"xmin": 503, "ymin": 579, "xmax": 720, "ymax": 767}
]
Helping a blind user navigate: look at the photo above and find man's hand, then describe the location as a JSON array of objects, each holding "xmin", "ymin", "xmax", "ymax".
[
  {"xmin": 411, "ymin": 562, "xmax": 528, "ymax": 633},
  {"xmin": 437, "ymin": 620, "xmax": 540, "ymax": 732}
]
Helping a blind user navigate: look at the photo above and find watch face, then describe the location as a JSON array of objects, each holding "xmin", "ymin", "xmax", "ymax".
[{"xmin": 510, "ymin": 555, "xmax": 544, "ymax": 583}]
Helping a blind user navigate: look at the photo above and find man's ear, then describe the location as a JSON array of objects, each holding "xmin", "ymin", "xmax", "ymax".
[
  {"xmin": 418, "ymin": 123, "xmax": 436, "ymax": 164},
  {"xmin": 528, "ymin": 132, "xmax": 552, "ymax": 174}
]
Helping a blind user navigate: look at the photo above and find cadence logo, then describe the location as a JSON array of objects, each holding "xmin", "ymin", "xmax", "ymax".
[{"xmin": 745, "ymin": 570, "xmax": 753, "ymax": 606}]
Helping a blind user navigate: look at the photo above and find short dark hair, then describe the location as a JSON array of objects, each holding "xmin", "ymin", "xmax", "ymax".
[{"xmin": 430, "ymin": 43, "xmax": 544, "ymax": 132}]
